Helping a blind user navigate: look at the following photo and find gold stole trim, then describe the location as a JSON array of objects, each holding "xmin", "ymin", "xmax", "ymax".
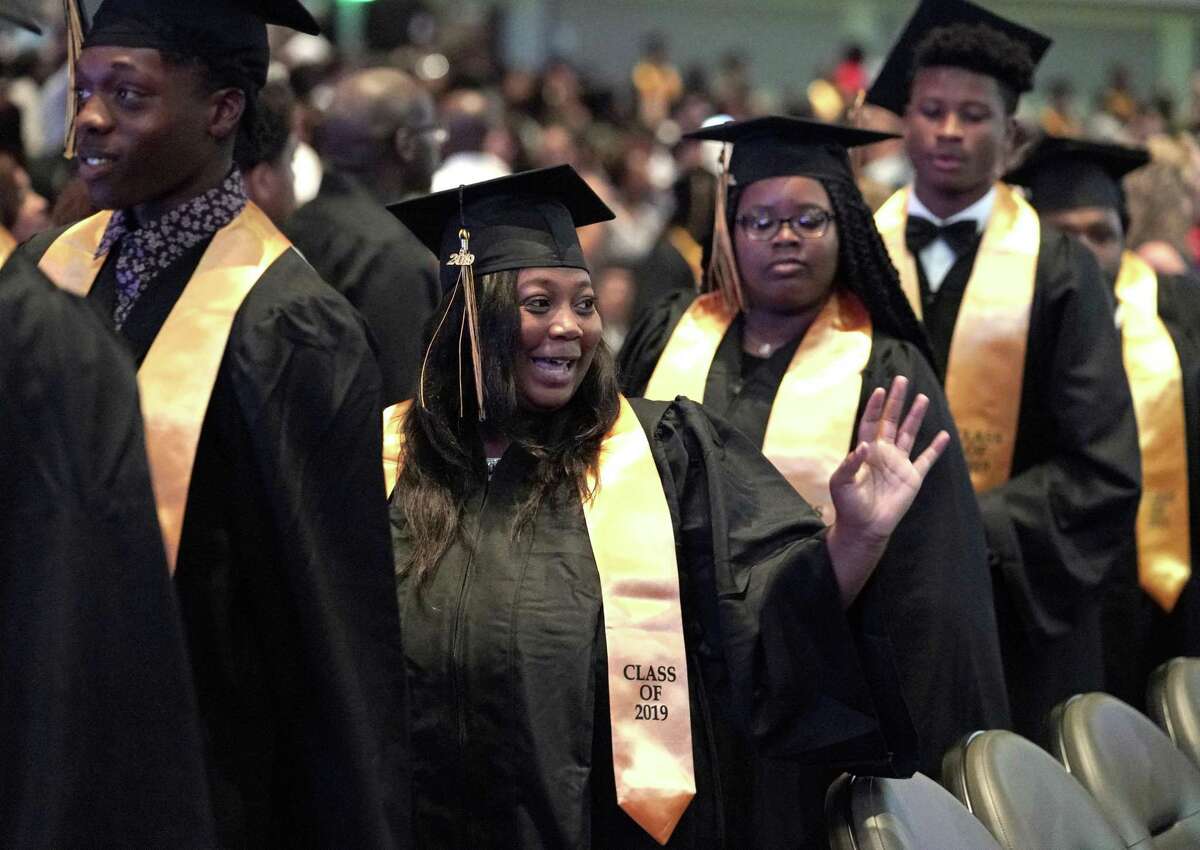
[
  {"xmin": 382, "ymin": 400, "xmax": 410, "ymax": 498},
  {"xmin": 643, "ymin": 291, "xmax": 731, "ymax": 403},
  {"xmin": 583, "ymin": 395, "xmax": 694, "ymax": 845},
  {"xmin": 875, "ymin": 184, "xmax": 1039, "ymax": 492},
  {"xmin": 39, "ymin": 204, "xmax": 291, "ymax": 572},
  {"xmin": 1116, "ymin": 252, "xmax": 1192, "ymax": 611},
  {"xmin": 0, "ymin": 226, "xmax": 17, "ymax": 266},
  {"xmin": 383, "ymin": 397, "xmax": 695, "ymax": 843},
  {"xmin": 643, "ymin": 290, "xmax": 872, "ymax": 524}
]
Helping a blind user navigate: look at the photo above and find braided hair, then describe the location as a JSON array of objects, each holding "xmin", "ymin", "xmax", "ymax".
[{"xmin": 821, "ymin": 176, "xmax": 934, "ymax": 364}]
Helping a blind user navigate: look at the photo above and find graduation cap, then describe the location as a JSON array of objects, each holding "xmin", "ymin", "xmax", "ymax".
[
  {"xmin": 64, "ymin": 0, "xmax": 321, "ymax": 155},
  {"xmin": 866, "ymin": 0, "xmax": 1053, "ymax": 115},
  {"xmin": 390, "ymin": 164, "xmax": 614, "ymax": 289},
  {"xmin": 388, "ymin": 165, "xmax": 615, "ymax": 419},
  {"xmin": 680, "ymin": 116, "xmax": 896, "ymax": 313},
  {"xmin": 1005, "ymin": 135, "xmax": 1150, "ymax": 215},
  {"xmin": 0, "ymin": 0, "xmax": 41, "ymax": 34},
  {"xmin": 683, "ymin": 114, "xmax": 897, "ymax": 186}
]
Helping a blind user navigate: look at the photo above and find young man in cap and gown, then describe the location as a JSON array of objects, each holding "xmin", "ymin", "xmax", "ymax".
[
  {"xmin": 19, "ymin": 1, "xmax": 410, "ymax": 845},
  {"xmin": 1009, "ymin": 136, "xmax": 1200, "ymax": 709},
  {"xmin": 867, "ymin": 0, "xmax": 1141, "ymax": 740},
  {"xmin": 0, "ymin": 3, "xmax": 214, "ymax": 846}
]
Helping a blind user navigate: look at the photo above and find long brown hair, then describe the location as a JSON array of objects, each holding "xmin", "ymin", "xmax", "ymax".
[{"xmin": 395, "ymin": 268, "xmax": 621, "ymax": 584}]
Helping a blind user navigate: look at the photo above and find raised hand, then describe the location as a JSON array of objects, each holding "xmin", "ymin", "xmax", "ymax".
[
  {"xmin": 830, "ymin": 375, "xmax": 950, "ymax": 541},
  {"xmin": 825, "ymin": 375, "xmax": 950, "ymax": 606}
]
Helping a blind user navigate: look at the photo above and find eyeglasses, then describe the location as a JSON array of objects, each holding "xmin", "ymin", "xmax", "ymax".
[{"xmin": 735, "ymin": 207, "xmax": 835, "ymax": 241}]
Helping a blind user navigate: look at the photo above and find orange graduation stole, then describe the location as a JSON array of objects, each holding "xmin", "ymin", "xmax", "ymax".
[
  {"xmin": 0, "ymin": 226, "xmax": 16, "ymax": 266},
  {"xmin": 643, "ymin": 289, "xmax": 872, "ymax": 524},
  {"xmin": 39, "ymin": 204, "xmax": 291, "ymax": 573},
  {"xmin": 1115, "ymin": 251, "xmax": 1192, "ymax": 611},
  {"xmin": 384, "ymin": 397, "xmax": 694, "ymax": 844},
  {"xmin": 875, "ymin": 183, "xmax": 1038, "ymax": 493}
]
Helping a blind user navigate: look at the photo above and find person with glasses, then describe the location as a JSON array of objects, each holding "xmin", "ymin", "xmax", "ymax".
[
  {"xmin": 619, "ymin": 116, "xmax": 1010, "ymax": 792},
  {"xmin": 286, "ymin": 67, "xmax": 445, "ymax": 405}
]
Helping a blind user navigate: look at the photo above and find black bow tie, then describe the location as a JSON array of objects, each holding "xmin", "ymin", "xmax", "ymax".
[{"xmin": 905, "ymin": 216, "xmax": 979, "ymax": 256}]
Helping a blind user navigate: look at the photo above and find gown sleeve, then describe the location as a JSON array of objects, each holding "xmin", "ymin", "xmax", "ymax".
[
  {"xmin": 0, "ymin": 254, "xmax": 217, "ymax": 848},
  {"xmin": 857, "ymin": 339, "xmax": 1011, "ymax": 776},
  {"xmin": 980, "ymin": 233, "xmax": 1142, "ymax": 642},
  {"xmin": 221, "ymin": 269, "xmax": 411, "ymax": 848},
  {"xmin": 617, "ymin": 289, "xmax": 698, "ymax": 397},
  {"xmin": 634, "ymin": 396, "xmax": 917, "ymax": 775}
]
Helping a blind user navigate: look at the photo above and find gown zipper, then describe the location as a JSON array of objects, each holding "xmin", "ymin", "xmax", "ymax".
[{"xmin": 450, "ymin": 476, "xmax": 491, "ymax": 845}]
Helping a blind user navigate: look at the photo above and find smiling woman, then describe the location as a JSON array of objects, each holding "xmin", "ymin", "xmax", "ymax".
[{"xmin": 384, "ymin": 164, "xmax": 955, "ymax": 848}]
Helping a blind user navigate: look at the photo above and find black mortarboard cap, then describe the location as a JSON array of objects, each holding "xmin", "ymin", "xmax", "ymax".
[
  {"xmin": 1005, "ymin": 135, "xmax": 1150, "ymax": 214},
  {"xmin": 866, "ymin": 0, "xmax": 1052, "ymax": 115},
  {"xmin": 83, "ymin": 0, "xmax": 321, "ymax": 90},
  {"xmin": 0, "ymin": 0, "xmax": 40, "ymax": 34},
  {"xmin": 389, "ymin": 165, "xmax": 615, "ymax": 293},
  {"xmin": 683, "ymin": 116, "xmax": 897, "ymax": 187}
]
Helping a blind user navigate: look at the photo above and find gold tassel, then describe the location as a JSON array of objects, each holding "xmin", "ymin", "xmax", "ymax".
[
  {"xmin": 417, "ymin": 278, "xmax": 460, "ymax": 413},
  {"xmin": 705, "ymin": 145, "xmax": 745, "ymax": 313},
  {"xmin": 62, "ymin": 0, "xmax": 84, "ymax": 159},
  {"xmin": 446, "ymin": 227, "xmax": 487, "ymax": 421},
  {"xmin": 845, "ymin": 88, "xmax": 868, "ymax": 177}
]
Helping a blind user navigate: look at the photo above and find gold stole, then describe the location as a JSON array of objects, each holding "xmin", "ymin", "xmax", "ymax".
[
  {"xmin": 382, "ymin": 400, "xmax": 409, "ymax": 498},
  {"xmin": 643, "ymin": 289, "xmax": 872, "ymax": 524},
  {"xmin": 0, "ymin": 226, "xmax": 16, "ymax": 265},
  {"xmin": 875, "ymin": 184, "xmax": 1039, "ymax": 492},
  {"xmin": 39, "ymin": 204, "xmax": 291, "ymax": 572},
  {"xmin": 383, "ymin": 397, "xmax": 695, "ymax": 844},
  {"xmin": 1115, "ymin": 252, "xmax": 1192, "ymax": 611}
]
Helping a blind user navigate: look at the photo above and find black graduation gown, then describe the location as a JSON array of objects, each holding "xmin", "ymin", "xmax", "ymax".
[
  {"xmin": 631, "ymin": 231, "xmax": 699, "ymax": 320},
  {"xmin": 1102, "ymin": 271, "xmax": 1200, "ymax": 708},
  {"xmin": 392, "ymin": 398, "xmax": 916, "ymax": 850},
  {"xmin": 18, "ymin": 225, "xmax": 412, "ymax": 850},
  {"xmin": 284, "ymin": 170, "xmax": 441, "ymax": 406},
  {"xmin": 0, "ymin": 253, "xmax": 216, "ymax": 848},
  {"xmin": 911, "ymin": 226, "xmax": 1141, "ymax": 742},
  {"xmin": 619, "ymin": 290, "xmax": 1011, "ymax": 779}
]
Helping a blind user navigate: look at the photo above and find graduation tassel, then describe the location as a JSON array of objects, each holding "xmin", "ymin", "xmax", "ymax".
[
  {"xmin": 62, "ymin": 0, "xmax": 84, "ymax": 159},
  {"xmin": 845, "ymin": 89, "xmax": 868, "ymax": 178},
  {"xmin": 448, "ymin": 226, "xmax": 486, "ymax": 421},
  {"xmin": 706, "ymin": 145, "xmax": 746, "ymax": 313},
  {"xmin": 417, "ymin": 280, "xmax": 459, "ymax": 413}
]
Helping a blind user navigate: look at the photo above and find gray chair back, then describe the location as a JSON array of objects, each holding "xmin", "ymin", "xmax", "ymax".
[
  {"xmin": 1051, "ymin": 692, "xmax": 1200, "ymax": 850},
  {"xmin": 942, "ymin": 729, "xmax": 1126, "ymax": 850},
  {"xmin": 825, "ymin": 772, "xmax": 1001, "ymax": 850},
  {"xmin": 1147, "ymin": 657, "xmax": 1200, "ymax": 769}
]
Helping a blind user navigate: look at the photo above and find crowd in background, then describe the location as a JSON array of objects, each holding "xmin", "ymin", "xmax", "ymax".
[{"xmin": 0, "ymin": 2, "xmax": 1198, "ymax": 340}]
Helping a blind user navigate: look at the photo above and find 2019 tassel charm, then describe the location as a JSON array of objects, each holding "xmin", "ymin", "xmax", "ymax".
[{"xmin": 448, "ymin": 227, "xmax": 486, "ymax": 421}]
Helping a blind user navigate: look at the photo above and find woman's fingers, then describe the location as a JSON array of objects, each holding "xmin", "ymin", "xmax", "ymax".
[
  {"xmin": 877, "ymin": 375, "xmax": 909, "ymax": 444},
  {"xmin": 895, "ymin": 393, "xmax": 931, "ymax": 455},
  {"xmin": 831, "ymin": 441, "xmax": 869, "ymax": 490},
  {"xmin": 912, "ymin": 430, "xmax": 951, "ymax": 479},
  {"xmin": 857, "ymin": 386, "xmax": 886, "ymax": 445}
]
